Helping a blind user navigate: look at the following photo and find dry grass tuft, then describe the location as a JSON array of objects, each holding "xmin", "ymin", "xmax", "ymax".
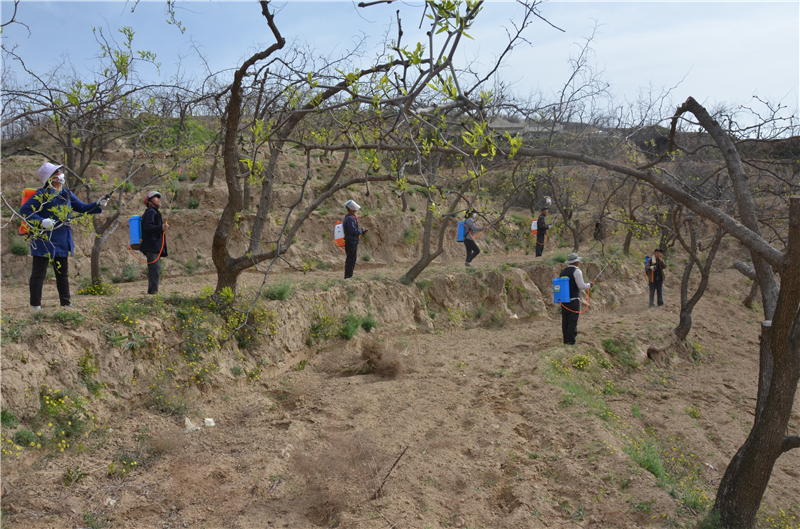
[
  {"xmin": 294, "ymin": 432, "xmax": 392, "ymax": 526},
  {"xmin": 361, "ymin": 338, "xmax": 402, "ymax": 378}
]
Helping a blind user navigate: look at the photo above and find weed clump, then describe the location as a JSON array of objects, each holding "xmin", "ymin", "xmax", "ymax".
[
  {"xmin": 339, "ymin": 313, "xmax": 361, "ymax": 340},
  {"xmin": 602, "ymin": 336, "xmax": 639, "ymax": 370},
  {"xmin": 9, "ymin": 237, "xmax": 29, "ymax": 256},
  {"xmin": 264, "ymin": 282, "xmax": 293, "ymax": 301},
  {"xmin": 1, "ymin": 408, "xmax": 19, "ymax": 428},
  {"xmin": 77, "ymin": 279, "xmax": 118, "ymax": 296},
  {"xmin": 53, "ymin": 310, "xmax": 86, "ymax": 328}
]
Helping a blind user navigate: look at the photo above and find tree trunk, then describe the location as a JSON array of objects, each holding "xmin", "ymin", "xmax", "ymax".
[
  {"xmin": 402, "ymin": 247, "xmax": 444, "ymax": 284},
  {"xmin": 743, "ymin": 281, "xmax": 759, "ymax": 309},
  {"xmin": 214, "ymin": 263, "xmax": 241, "ymax": 293},
  {"xmin": 208, "ymin": 127, "xmax": 223, "ymax": 188},
  {"xmin": 571, "ymin": 218, "xmax": 580, "ymax": 252},
  {"xmin": 673, "ymin": 221, "xmax": 724, "ymax": 342},
  {"xmin": 90, "ymin": 239, "xmax": 103, "ymax": 284},
  {"xmin": 734, "ymin": 261, "xmax": 761, "ymax": 309},
  {"xmin": 211, "ymin": 2, "xmax": 285, "ymax": 294},
  {"xmin": 242, "ymin": 159, "xmax": 251, "ymax": 211},
  {"xmin": 622, "ymin": 229, "xmax": 633, "ymax": 256},
  {"xmin": 712, "ymin": 197, "xmax": 800, "ymax": 528},
  {"xmin": 402, "ymin": 162, "xmax": 470, "ymax": 283},
  {"xmin": 90, "ymin": 214, "xmax": 121, "ymax": 283}
]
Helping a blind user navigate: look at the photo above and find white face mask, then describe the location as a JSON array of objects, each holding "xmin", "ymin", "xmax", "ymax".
[
  {"xmin": 472, "ymin": 213, "xmax": 477, "ymax": 218},
  {"xmin": 53, "ymin": 173, "xmax": 66, "ymax": 185}
]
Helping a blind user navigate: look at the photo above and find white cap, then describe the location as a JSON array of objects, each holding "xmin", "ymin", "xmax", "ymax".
[
  {"xmin": 37, "ymin": 162, "xmax": 63, "ymax": 185},
  {"xmin": 344, "ymin": 199, "xmax": 361, "ymax": 211}
]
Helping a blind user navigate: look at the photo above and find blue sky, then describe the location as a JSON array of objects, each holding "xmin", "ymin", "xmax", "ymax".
[{"xmin": 2, "ymin": 1, "xmax": 798, "ymax": 115}]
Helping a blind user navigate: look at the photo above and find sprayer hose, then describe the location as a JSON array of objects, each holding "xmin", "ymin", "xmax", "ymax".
[
  {"xmin": 560, "ymin": 288, "xmax": 591, "ymax": 314},
  {"xmin": 126, "ymin": 232, "xmax": 165, "ymax": 265}
]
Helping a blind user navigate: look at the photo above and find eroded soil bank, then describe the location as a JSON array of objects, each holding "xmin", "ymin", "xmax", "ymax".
[{"xmin": 1, "ymin": 256, "xmax": 799, "ymax": 529}]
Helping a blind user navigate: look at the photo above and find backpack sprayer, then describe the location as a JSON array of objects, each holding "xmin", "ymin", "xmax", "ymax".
[
  {"xmin": 553, "ymin": 247, "xmax": 622, "ymax": 313},
  {"xmin": 128, "ymin": 169, "xmax": 179, "ymax": 262}
]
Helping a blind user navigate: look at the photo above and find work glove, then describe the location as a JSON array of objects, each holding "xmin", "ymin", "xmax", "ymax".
[
  {"xmin": 98, "ymin": 197, "xmax": 109, "ymax": 207},
  {"xmin": 41, "ymin": 218, "xmax": 55, "ymax": 230}
]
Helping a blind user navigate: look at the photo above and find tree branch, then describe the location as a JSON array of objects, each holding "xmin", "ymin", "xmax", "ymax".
[{"xmin": 781, "ymin": 435, "xmax": 800, "ymax": 454}]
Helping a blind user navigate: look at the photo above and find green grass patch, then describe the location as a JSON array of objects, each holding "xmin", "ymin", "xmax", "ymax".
[
  {"xmin": 340, "ymin": 313, "xmax": 363, "ymax": 340},
  {"xmin": 624, "ymin": 438, "xmax": 665, "ymax": 480},
  {"xmin": 9, "ymin": 237, "xmax": 29, "ymax": 256},
  {"xmin": 1, "ymin": 317, "xmax": 24, "ymax": 344},
  {"xmin": 53, "ymin": 310, "xmax": 86, "ymax": 328},
  {"xmin": 1, "ymin": 408, "xmax": 19, "ymax": 428},
  {"xmin": 78, "ymin": 351, "xmax": 105, "ymax": 397},
  {"xmin": 264, "ymin": 282, "xmax": 293, "ymax": 301},
  {"xmin": 77, "ymin": 279, "xmax": 118, "ymax": 296},
  {"xmin": 309, "ymin": 306, "xmax": 337, "ymax": 344},
  {"xmin": 602, "ymin": 336, "xmax": 639, "ymax": 370},
  {"xmin": 147, "ymin": 383, "xmax": 190, "ymax": 416},
  {"xmin": 403, "ymin": 225, "xmax": 420, "ymax": 245},
  {"xmin": 360, "ymin": 313, "xmax": 377, "ymax": 333}
]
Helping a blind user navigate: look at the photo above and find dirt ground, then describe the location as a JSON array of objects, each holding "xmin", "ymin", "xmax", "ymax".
[
  {"xmin": 1, "ymin": 247, "xmax": 799, "ymax": 529},
  {"xmin": 1, "ymin": 155, "xmax": 799, "ymax": 528}
]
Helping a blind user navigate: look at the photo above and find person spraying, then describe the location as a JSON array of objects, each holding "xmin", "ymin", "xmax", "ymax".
[
  {"xmin": 463, "ymin": 209, "xmax": 484, "ymax": 267},
  {"xmin": 647, "ymin": 248, "xmax": 666, "ymax": 307},
  {"xmin": 140, "ymin": 191, "xmax": 169, "ymax": 295},
  {"xmin": 535, "ymin": 206, "xmax": 551, "ymax": 257},
  {"xmin": 559, "ymin": 253, "xmax": 593, "ymax": 345},
  {"xmin": 343, "ymin": 199, "xmax": 368, "ymax": 279},
  {"xmin": 20, "ymin": 162, "xmax": 108, "ymax": 309}
]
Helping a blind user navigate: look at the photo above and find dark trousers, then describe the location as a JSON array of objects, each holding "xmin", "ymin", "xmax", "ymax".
[
  {"xmin": 561, "ymin": 299, "xmax": 580, "ymax": 345},
  {"xmin": 30, "ymin": 255, "xmax": 70, "ymax": 307},
  {"xmin": 535, "ymin": 236, "xmax": 545, "ymax": 257},
  {"xmin": 145, "ymin": 253, "xmax": 162, "ymax": 295},
  {"xmin": 344, "ymin": 241, "xmax": 358, "ymax": 279},
  {"xmin": 649, "ymin": 280, "xmax": 664, "ymax": 307},
  {"xmin": 464, "ymin": 239, "xmax": 480, "ymax": 263}
]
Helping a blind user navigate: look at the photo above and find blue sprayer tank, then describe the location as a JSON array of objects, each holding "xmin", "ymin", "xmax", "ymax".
[
  {"xmin": 129, "ymin": 216, "xmax": 142, "ymax": 249},
  {"xmin": 553, "ymin": 276, "xmax": 571, "ymax": 304},
  {"xmin": 456, "ymin": 221, "xmax": 466, "ymax": 242}
]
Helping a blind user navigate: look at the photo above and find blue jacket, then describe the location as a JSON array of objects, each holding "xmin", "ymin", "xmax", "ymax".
[
  {"xmin": 343, "ymin": 213, "xmax": 363, "ymax": 243},
  {"xmin": 19, "ymin": 186, "xmax": 102, "ymax": 258}
]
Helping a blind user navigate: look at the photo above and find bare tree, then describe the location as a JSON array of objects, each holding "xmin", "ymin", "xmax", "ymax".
[
  {"xmin": 210, "ymin": 0, "xmax": 548, "ymax": 292},
  {"xmin": 500, "ymin": 96, "xmax": 798, "ymax": 529},
  {"xmin": 671, "ymin": 209, "xmax": 725, "ymax": 341}
]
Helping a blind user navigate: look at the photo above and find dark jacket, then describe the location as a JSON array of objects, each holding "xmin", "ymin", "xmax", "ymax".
[
  {"xmin": 343, "ymin": 213, "xmax": 363, "ymax": 244},
  {"xmin": 536, "ymin": 213, "xmax": 549, "ymax": 242},
  {"xmin": 140, "ymin": 206, "xmax": 168, "ymax": 256},
  {"xmin": 20, "ymin": 186, "xmax": 102, "ymax": 258},
  {"xmin": 648, "ymin": 256, "xmax": 666, "ymax": 283}
]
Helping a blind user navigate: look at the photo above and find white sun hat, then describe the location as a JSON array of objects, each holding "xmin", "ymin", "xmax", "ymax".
[{"xmin": 37, "ymin": 162, "xmax": 63, "ymax": 185}]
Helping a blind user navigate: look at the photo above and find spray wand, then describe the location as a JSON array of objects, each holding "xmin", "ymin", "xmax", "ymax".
[{"xmin": 592, "ymin": 246, "xmax": 623, "ymax": 284}]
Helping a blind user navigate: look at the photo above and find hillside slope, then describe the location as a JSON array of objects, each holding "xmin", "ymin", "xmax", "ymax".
[{"xmin": 1, "ymin": 253, "xmax": 799, "ymax": 529}]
